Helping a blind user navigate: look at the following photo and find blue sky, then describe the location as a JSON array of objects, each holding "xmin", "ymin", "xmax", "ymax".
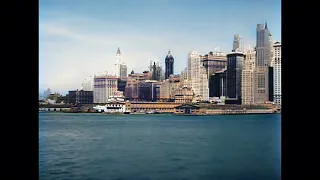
[{"xmin": 39, "ymin": 0, "xmax": 281, "ymax": 94}]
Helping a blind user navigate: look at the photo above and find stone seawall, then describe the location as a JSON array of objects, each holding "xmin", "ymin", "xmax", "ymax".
[{"xmin": 205, "ymin": 109, "xmax": 275, "ymax": 115}]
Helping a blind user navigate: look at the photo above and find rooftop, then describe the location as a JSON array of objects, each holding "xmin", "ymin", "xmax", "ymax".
[
  {"xmin": 116, "ymin": 47, "xmax": 121, "ymax": 54},
  {"xmin": 165, "ymin": 49, "xmax": 174, "ymax": 60},
  {"xmin": 227, "ymin": 51, "xmax": 245, "ymax": 56},
  {"xmin": 273, "ymin": 41, "xmax": 281, "ymax": 46},
  {"xmin": 145, "ymin": 80, "xmax": 158, "ymax": 83}
]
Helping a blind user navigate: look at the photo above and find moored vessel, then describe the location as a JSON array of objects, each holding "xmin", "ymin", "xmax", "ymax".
[
  {"xmin": 146, "ymin": 110, "xmax": 161, "ymax": 114},
  {"xmin": 92, "ymin": 92, "xmax": 131, "ymax": 114}
]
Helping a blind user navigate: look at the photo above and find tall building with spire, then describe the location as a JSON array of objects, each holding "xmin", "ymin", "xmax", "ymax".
[
  {"xmin": 149, "ymin": 60, "xmax": 163, "ymax": 81},
  {"xmin": 115, "ymin": 47, "xmax": 127, "ymax": 77},
  {"xmin": 165, "ymin": 49, "xmax": 174, "ymax": 79},
  {"xmin": 254, "ymin": 22, "xmax": 272, "ymax": 104},
  {"xmin": 233, "ymin": 34, "xmax": 243, "ymax": 52},
  {"xmin": 256, "ymin": 22, "xmax": 272, "ymax": 66}
]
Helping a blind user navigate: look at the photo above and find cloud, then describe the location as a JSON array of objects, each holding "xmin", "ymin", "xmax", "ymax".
[
  {"xmin": 39, "ymin": 0, "xmax": 281, "ymax": 95},
  {"xmin": 39, "ymin": 15, "xmax": 265, "ymax": 93},
  {"xmin": 39, "ymin": 21, "xmax": 185, "ymax": 92}
]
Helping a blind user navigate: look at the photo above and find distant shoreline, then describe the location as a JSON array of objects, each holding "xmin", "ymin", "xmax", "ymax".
[{"xmin": 39, "ymin": 111, "xmax": 280, "ymax": 116}]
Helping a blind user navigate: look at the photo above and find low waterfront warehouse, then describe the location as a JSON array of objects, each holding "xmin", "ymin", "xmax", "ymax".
[
  {"xmin": 174, "ymin": 104, "xmax": 202, "ymax": 115},
  {"xmin": 68, "ymin": 89, "xmax": 93, "ymax": 104}
]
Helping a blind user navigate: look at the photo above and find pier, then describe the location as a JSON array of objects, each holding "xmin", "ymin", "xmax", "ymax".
[
  {"xmin": 173, "ymin": 104, "xmax": 277, "ymax": 115},
  {"xmin": 39, "ymin": 102, "xmax": 277, "ymax": 115},
  {"xmin": 130, "ymin": 102, "xmax": 180, "ymax": 113},
  {"xmin": 39, "ymin": 104, "xmax": 71, "ymax": 112}
]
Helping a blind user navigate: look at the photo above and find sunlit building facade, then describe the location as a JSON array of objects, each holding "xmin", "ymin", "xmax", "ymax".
[
  {"xmin": 242, "ymin": 49, "xmax": 256, "ymax": 105},
  {"xmin": 188, "ymin": 51, "xmax": 209, "ymax": 101},
  {"xmin": 93, "ymin": 74, "xmax": 118, "ymax": 103}
]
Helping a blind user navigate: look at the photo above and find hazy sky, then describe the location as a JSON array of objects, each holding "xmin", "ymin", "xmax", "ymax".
[{"xmin": 39, "ymin": 0, "xmax": 281, "ymax": 94}]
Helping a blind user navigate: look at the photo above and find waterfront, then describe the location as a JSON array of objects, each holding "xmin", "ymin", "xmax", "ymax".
[{"xmin": 39, "ymin": 112, "xmax": 281, "ymax": 180}]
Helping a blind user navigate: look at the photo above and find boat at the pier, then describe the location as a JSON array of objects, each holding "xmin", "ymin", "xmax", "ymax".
[
  {"xmin": 146, "ymin": 110, "xmax": 161, "ymax": 114},
  {"xmin": 92, "ymin": 92, "xmax": 131, "ymax": 114},
  {"xmin": 132, "ymin": 110, "xmax": 145, "ymax": 114}
]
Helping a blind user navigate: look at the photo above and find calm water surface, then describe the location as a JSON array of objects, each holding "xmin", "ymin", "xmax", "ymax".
[{"xmin": 39, "ymin": 112, "xmax": 281, "ymax": 180}]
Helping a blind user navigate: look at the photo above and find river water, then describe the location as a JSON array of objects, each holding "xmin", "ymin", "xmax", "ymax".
[{"xmin": 39, "ymin": 112, "xmax": 281, "ymax": 180}]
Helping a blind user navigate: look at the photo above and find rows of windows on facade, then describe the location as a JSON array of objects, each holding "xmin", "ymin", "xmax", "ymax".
[{"xmin": 39, "ymin": 22, "xmax": 281, "ymax": 107}]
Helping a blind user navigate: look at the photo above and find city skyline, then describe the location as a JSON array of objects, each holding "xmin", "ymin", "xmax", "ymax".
[{"xmin": 39, "ymin": 0, "xmax": 281, "ymax": 94}]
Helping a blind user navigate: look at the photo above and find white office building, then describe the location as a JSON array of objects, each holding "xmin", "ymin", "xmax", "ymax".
[
  {"xmin": 187, "ymin": 51, "xmax": 209, "ymax": 101},
  {"xmin": 93, "ymin": 73, "xmax": 118, "ymax": 103},
  {"xmin": 242, "ymin": 48, "xmax": 256, "ymax": 105},
  {"xmin": 273, "ymin": 42, "xmax": 281, "ymax": 106}
]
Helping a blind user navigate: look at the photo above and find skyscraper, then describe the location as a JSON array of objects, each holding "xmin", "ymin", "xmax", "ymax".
[
  {"xmin": 120, "ymin": 64, "xmax": 127, "ymax": 77},
  {"xmin": 115, "ymin": 47, "xmax": 122, "ymax": 77},
  {"xmin": 201, "ymin": 49, "xmax": 227, "ymax": 79},
  {"xmin": 165, "ymin": 49, "xmax": 174, "ymax": 79},
  {"xmin": 233, "ymin": 34, "xmax": 243, "ymax": 52},
  {"xmin": 256, "ymin": 23, "xmax": 272, "ymax": 66},
  {"xmin": 180, "ymin": 67, "xmax": 188, "ymax": 80},
  {"xmin": 187, "ymin": 51, "xmax": 209, "ymax": 101},
  {"xmin": 209, "ymin": 69, "xmax": 227, "ymax": 98},
  {"xmin": 93, "ymin": 73, "xmax": 118, "ymax": 103},
  {"xmin": 81, "ymin": 77, "xmax": 93, "ymax": 91},
  {"xmin": 272, "ymin": 42, "xmax": 281, "ymax": 106},
  {"xmin": 150, "ymin": 61, "xmax": 163, "ymax": 81},
  {"xmin": 242, "ymin": 48, "xmax": 255, "ymax": 105},
  {"xmin": 254, "ymin": 22, "xmax": 272, "ymax": 104},
  {"xmin": 226, "ymin": 51, "xmax": 245, "ymax": 104},
  {"xmin": 268, "ymin": 67, "xmax": 274, "ymax": 102},
  {"xmin": 152, "ymin": 62, "xmax": 157, "ymax": 80},
  {"xmin": 115, "ymin": 47, "xmax": 128, "ymax": 78},
  {"xmin": 43, "ymin": 88, "xmax": 51, "ymax": 98}
]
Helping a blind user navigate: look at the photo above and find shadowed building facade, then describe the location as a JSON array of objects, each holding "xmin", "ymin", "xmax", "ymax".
[
  {"xmin": 254, "ymin": 23, "xmax": 272, "ymax": 104},
  {"xmin": 226, "ymin": 51, "xmax": 245, "ymax": 104},
  {"xmin": 138, "ymin": 80, "xmax": 160, "ymax": 102},
  {"xmin": 165, "ymin": 50, "xmax": 174, "ymax": 79},
  {"xmin": 149, "ymin": 61, "xmax": 163, "ymax": 81},
  {"xmin": 209, "ymin": 69, "xmax": 227, "ymax": 98},
  {"xmin": 201, "ymin": 51, "xmax": 227, "ymax": 80},
  {"xmin": 68, "ymin": 90, "xmax": 93, "ymax": 104},
  {"xmin": 125, "ymin": 72, "xmax": 146, "ymax": 100},
  {"xmin": 268, "ymin": 66, "xmax": 274, "ymax": 102},
  {"xmin": 117, "ymin": 78, "xmax": 127, "ymax": 96}
]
